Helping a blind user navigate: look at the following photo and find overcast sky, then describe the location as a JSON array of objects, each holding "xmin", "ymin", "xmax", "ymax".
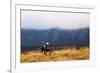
[{"xmin": 21, "ymin": 10, "xmax": 90, "ymax": 30}]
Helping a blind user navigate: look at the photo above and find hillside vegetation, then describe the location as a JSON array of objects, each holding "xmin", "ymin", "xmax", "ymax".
[{"xmin": 21, "ymin": 47, "xmax": 89, "ymax": 63}]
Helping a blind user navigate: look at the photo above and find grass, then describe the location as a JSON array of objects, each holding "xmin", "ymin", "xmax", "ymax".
[{"xmin": 21, "ymin": 47, "xmax": 89, "ymax": 63}]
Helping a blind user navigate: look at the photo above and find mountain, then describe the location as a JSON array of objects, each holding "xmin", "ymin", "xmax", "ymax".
[{"xmin": 21, "ymin": 27, "xmax": 89, "ymax": 49}]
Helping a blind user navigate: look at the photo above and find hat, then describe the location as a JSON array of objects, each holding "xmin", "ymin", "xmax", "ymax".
[{"xmin": 46, "ymin": 42, "xmax": 49, "ymax": 45}]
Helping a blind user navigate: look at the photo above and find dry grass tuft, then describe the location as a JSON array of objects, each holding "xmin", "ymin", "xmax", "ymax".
[{"xmin": 21, "ymin": 47, "xmax": 89, "ymax": 63}]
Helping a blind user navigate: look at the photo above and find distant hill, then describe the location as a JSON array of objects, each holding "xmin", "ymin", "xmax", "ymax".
[{"xmin": 21, "ymin": 28, "xmax": 89, "ymax": 48}]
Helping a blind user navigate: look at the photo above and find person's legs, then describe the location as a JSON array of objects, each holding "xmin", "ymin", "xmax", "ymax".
[{"xmin": 44, "ymin": 50, "xmax": 47, "ymax": 55}]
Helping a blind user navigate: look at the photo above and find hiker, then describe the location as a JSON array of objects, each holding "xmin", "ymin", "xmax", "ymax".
[{"xmin": 40, "ymin": 42, "xmax": 51, "ymax": 55}]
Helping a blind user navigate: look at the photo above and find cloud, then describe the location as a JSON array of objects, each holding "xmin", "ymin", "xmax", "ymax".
[{"xmin": 21, "ymin": 10, "xmax": 89, "ymax": 29}]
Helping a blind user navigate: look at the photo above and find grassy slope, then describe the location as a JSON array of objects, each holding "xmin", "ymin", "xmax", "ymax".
[{"xmin": 21, "ymin": 47, "xmax": 89, "ymax": 63}]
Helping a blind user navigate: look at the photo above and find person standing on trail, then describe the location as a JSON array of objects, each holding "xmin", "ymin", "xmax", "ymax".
[{"xmin": 40, "ymin": 42, "xmax": 50, "ymax": 55}]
